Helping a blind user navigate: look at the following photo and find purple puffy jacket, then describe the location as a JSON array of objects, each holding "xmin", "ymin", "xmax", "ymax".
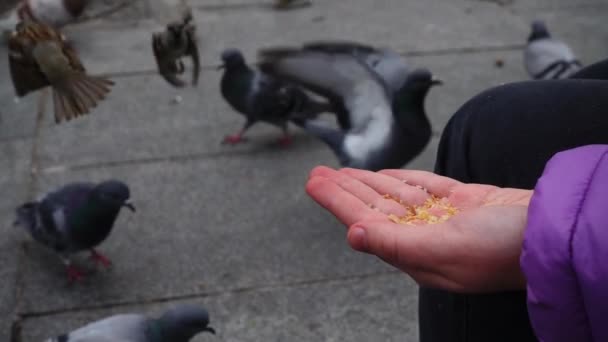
[{"xmin": 521, "ymin": 145, "xmax": 608, "ymax": 342}]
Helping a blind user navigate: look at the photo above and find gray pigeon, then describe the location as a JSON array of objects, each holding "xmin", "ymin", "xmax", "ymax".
[
  {"xmin": 219, "ymin": 48, "xmax": 331, "ymax": 146},
  {"xmin": 258, "ymin": 47, "xmax": 441, "ymax": 171},
  {"xmin": 524, "ymin": 20, "xmax": 581, "ymax": 80},
  {"xmin": 45, "ymin": 304, "xmax": 216, "ymax": 342},
  {"xmin": 301, "ymin": 41, "xmax": 409, "ymax": 96},
  {"xmin": 14, "ymin": 180, "xmax": 135, "ymax": 282}
]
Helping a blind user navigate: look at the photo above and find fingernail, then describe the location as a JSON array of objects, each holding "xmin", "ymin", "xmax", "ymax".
[{"xmin": 349, "ymin": 226, "xmax": 368, "ymax": 252}]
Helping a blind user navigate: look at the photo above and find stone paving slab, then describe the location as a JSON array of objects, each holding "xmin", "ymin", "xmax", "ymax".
[
  {"xmin": 56, "ymin": 0, "xmax": 531, "ymax": 76},
  {"xmin": 22, "ymin": 272, "xmax": 417, "ymax": 342},
  {"xmin": 21, "ymin": 145, "xmax": 412, "ymax": 313}
]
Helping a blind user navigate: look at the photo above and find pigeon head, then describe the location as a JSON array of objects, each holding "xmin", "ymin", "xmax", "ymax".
[
  {"xmin": 219, "ymin": 48, "xmax": 246, "ymax": 69},
  {"xmin": 94, "ymin": 180, "xmax": 135, "ymax": 212},
  {"xmin": 157, "ymin": 305, "xmax": 216, "ymax": 341},
  {"xmin": 393, "ymin": 68, "xmax": 441, "ymax": 118},
  {"xmin": 528, "ymin": 20, "xmax": 551, "ymax": 42},
  {"xmin": 64, "ymin": 0, "xmax": 89, "ymax": 17},
  {"xmin": 401, "ymin": 68, "xmax": 442, "ymax": 95}
]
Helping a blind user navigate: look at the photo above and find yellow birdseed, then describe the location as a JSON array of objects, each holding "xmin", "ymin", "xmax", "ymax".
[{"xmin": 383, "ymin": 194, "xmax": 459, "ymax": 225}]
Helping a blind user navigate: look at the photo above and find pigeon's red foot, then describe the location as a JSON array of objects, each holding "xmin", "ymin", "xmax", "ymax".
[
  {"xmin": 90, "ymin": 250, "xmax": 112, "ymax": 268},
  {"xmin": 277, "ymin": 135, "xmax": 292, "ymax": 147},
  {"xmin": 66, "ymin": 265, "xmax": 85, "ymax": 283},
  {"xmin": 222, "ymin": 134, "xmax": 247, "ymax": 145}
]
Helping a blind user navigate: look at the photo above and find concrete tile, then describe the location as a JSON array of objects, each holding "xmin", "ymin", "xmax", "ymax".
[
  {"xmin": 20, "ymin": 147, "xmax": 404, "ymax": 312},
  {"xmin": 34, "ymin": 70, "xmax": 333, "ymax": 168},
  {"xmin": 0, "ymin": 48, "xmax": 42, "ymax": 140},
  {"xmin": 59, "ymin": 0, "xmax": 533, "ymax": 75},
  {"xmin": 21, "ymin": 272, "xmax": 418, "ymax": 342}
]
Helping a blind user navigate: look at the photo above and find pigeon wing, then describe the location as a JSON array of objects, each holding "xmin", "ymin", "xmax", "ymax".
[
  {"xmin": 258, "ymin": 47, "xmax": 392, "ymax": 131},
  {"xmin": 302, "ymin": 41, "xmax": 409, "ymax": 92}
]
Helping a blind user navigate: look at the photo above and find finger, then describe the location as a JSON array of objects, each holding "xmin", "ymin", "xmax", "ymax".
[
  {"xmin": 347, "ymin": 219, "xmax": 449, "ymax": 273},
  {"xmin": 347, "ymin": 224, "xmax": 468, "ymax": 292},
  {"xmin": 308, "ymin": 165, "xmax": 336, "ymax": 179},
  {"xmin": 340, "ymin": 168, "xmax": 429, "ymax": 206},
  {"xmin": 380, "ymin": 169, "xmax": 462, "ymax": 198},
  {"xmin": 312, "ymin": 168, "xmax": 410, "ymax": 216},
  {"xmin": 305, "ymin": 176, "xmax": 387, "ymax": 227}
]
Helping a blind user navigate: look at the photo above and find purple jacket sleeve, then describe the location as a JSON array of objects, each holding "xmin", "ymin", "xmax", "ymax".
[{"xmin": 521, "ymin": 145, "xmax": 608, "ymax": 342}]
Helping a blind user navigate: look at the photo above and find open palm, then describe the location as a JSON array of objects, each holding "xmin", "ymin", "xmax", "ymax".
[{"xmin": 306, "ymin": 166, "xmax": 532, "ymax": 293}]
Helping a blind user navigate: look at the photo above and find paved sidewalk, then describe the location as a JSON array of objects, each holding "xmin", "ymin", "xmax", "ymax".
[{"xmin": 1, "ymin": 0, "xmax": 607, "ymax": 341}]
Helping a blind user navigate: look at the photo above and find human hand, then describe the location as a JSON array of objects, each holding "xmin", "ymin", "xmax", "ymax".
[{"xmin": 306, "ymin": 166, "xmax": 533, "ymax": 293}]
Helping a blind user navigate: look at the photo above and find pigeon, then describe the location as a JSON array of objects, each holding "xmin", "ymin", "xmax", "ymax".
[
  {"xmin": 524, "ymin": 20, "xmax": 581, "ymax": 80},
  {"xmin": 45, "ymin": 304, "xmax": 216, "ymax": 342},
  {"xmin": 219, "ymin": 48, "xmax": 331, "ymax": 146},
  {"xmin": 8, "ymin": 20, "xmax": 114, "ymax": 123},
  {"xmin": 152, "ymin": 8, "xmax": 200, "ymax": 88},
  {"xmin": 258, "ymin": 46, "xmax": 440, "ymax": 171},
  {"xmin": 14, "ymin": 180, "xmax": 135, "ymax": 281},
  {"xmin": 17, "ymin": 0, "xmax": 89, "ymax": 27}
]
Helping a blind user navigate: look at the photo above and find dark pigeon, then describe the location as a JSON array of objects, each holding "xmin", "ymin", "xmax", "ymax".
[
  {"xmin": 219, "ymin": 48, "xmax": 331, "ymax": 146},
  {"xmin": 258, "ymin": 46, "xmax": 440, "ymax": 171},
  {"xmin": 14, "ymin": 180, "xmax": 135, "ymax": 282},
  {"xmin": 421, "ymin": 78, "xmax": 608, "ymax": 342},
  {"xmin": 524, "ymin": 20, "xmax": 581, "ymax": 80},
  {"xmin": 45, "ymin": 304, "xmax": 216, "ymax": 342}
]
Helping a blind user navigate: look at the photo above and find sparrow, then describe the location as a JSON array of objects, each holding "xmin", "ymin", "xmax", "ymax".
[
  {"xmin": 17, "ymin": 0, "xmax": 89, "ymax": 28},
  {"xmin": 8, "ymin": 20, "xmax": 114, "ymax": 123},
  {"xmin": 152, "ymin": 8, "xmax": 200, "ymax": 88}
]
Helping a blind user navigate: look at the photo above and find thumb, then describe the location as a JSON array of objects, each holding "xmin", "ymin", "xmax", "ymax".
[{"xmin": 347, "ymin": 220, "xmax": 437, "ymax": 271}]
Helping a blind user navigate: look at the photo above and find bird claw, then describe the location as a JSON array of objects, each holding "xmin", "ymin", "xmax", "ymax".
[
  {"xmin": 90, "ymin": 250, "xmax": 112, "ymax": 268},
  {"xmin": 222, "ymin": 135, "xmax": 247, "ymax": 145},
  {"xmin": 66, "ymin": 265, "xmax": 85, "ymax": 283}
]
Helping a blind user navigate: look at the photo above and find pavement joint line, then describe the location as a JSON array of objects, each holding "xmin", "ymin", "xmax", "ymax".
[
  {"xmin": 98, "ymin": 43, "xmax": 525, "ymax": 79},
  {"xmin": 35, "ymin": 133, "xmax": 441, "ymax": 174},
  {"xmin": 35, "ymin": 143, "xmax": 325, "ymax": 173},
  {"xmin": 17, "ymin": 270, "xmax": 401, "ymax": 319},
  {"xmin": 0, "ymin": 134, "xmax": 34, "ymax": 144},
  {"xmin": 9, "ymin": 90, "xmax": 49, "ymax": 342},
  {"xmin": 510, "ymin": 2, "xmax": 608, "ymax": 11}
]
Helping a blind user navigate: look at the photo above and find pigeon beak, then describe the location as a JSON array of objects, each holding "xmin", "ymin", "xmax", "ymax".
[
  {"xmin": 431, "ymin": 77, "xmax": 443, "ymax": 86},
  {"xmin": 123, "ymin": 200, "xmax": 136, "ymax": 212},
  {"xmin": 204, "ymin": 326, "xmax": 216, "ymax": 335}
]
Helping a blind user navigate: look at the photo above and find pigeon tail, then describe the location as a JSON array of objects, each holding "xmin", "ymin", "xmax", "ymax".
[
  {"xmin": 14, "ymin": 202, "xmax": 37, "ymax": 229},
  {"xmin": 300, "ymin": 120, "xmax": 349, "ymax": 165}
]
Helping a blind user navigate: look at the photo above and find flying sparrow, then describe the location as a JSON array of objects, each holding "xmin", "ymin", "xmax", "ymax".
[
  {"xmin": 152, "ymin": 8, "xmax": 200, "ymax": 88},
  {"xmin": 8, "ymin": 20, "xmax": 114, "ymax": 123}
]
